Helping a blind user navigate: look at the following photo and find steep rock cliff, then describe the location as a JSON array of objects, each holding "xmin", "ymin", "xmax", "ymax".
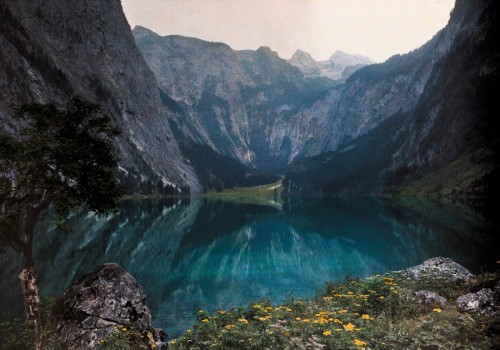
[
  {"xmin": 0, "ymin": 0, "xmax": 200, "ymax": 193},
  {"xmin": 285, "ymin": 0, "xmax": 499, "ymax": 196},
  {"xmin": 133, "ymin": 28, "xmax": 336, "ymax": 173}
]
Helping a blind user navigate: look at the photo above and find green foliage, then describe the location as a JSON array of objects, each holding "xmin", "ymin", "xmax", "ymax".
[
  {"xmin": 98, "ymin": 326, "xmax": 150, "ymax": 350},
  {"xmin": 169, "ymin": 272, "xmax": 499, "ymax": 350},
  {"xmin": 0, "ymin": 96, "xmax": 124, "ymax": 246},
  {"xmin": 0, "ymin": 297, "xmax": 64, "ymax": 350}
]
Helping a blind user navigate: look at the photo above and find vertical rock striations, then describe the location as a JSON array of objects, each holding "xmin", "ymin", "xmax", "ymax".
[{"xmin": 0, "ymin": 0, "xmax": 200, "ymax": 193}]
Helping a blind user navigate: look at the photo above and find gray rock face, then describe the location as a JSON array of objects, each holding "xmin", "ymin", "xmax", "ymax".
[
  {"xmin": 284, "ymin": 0, "xmax": 497, "ymax": 195},
  {"xmin": 456, "ymin": 288, "xmax": 496, "ymax": 314},
  {"xmin": 290, "ymin": 49, "xmax": 373, "ymax": 81},
  {"xmin": 56, "ymin": 263, "xmax": 165, "ymax": 349},
  {"xmin": 0, "ymin": 0, "xmax": 200, "ymax": 193},
  {"xmin": 399, "ymin": 257, "xmax": 473, "ymax": 283},
  {"xmin": 134, "ymin": 20, "xmax": 445, "ymax": 174},
  {"xmin": 413, "ymin": 290, "xmax": 448, "ymax": 306},
  {"xmin": 134, "ymin": 28, "xmax": 336, "ymax": 171}
]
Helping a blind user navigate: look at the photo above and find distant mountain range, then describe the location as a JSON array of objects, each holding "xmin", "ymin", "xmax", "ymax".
[
  {"xmin": 0, "ymin": 0, "xmax": 498, "ymax": 196},
  {"xmin": 289, "ymin": 49, "xmax": 372, "ymax": 80}
]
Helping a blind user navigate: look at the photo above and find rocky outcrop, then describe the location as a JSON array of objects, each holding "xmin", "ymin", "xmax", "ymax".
[
  {"xmin": 0, "ymin": 0, "xmax": 200, "ymax": 193},
  {"xmin": 456, "ymin": 288, "xmax": 497, "ymax": 315},
  {"xmin": 56, "ymin": 263, "xmax": 166, "ymax": 349},
  {"xmin": 399, "ymin": 257, "xmax": 473, "ymax": 283}
]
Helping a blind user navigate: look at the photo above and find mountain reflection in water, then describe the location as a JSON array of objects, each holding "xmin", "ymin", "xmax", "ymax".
[{"xmin": 0, "ymin": 196, "xmax": 497, "ymax": 336}]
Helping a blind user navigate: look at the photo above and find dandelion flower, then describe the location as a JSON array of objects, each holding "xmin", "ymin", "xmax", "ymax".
[
  {"xmin": 323, "ymin": 330, "xmax": 332, "ymax": 336},
  {"xmin": 343, "ymin": 323, "xmax": 355, "ymax": 331},
  {"xmin": 361, "ymin": 314, "xmax": 370, "ymax": 320},
  {"xmin": 296, "ymin": 317, "xmax": 301, "ymax": 321},
  {"xmin": 122, "ymin": 327, "xmax": 127, "ymax": 332},
  {"xmin": 354, "ymin": 339, "xmax": 367, "ymax": 346},
  {"xmin": 238, "ymin": 318, "xmax": 249, "ymax": 324}
]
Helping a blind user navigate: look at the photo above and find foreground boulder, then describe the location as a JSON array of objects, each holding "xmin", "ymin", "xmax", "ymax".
[
  {"xmin": 456, "ymin": 288, "xmax": 497, "ymax": 315},
  {"xmin": 56, "ymin": 263, "xmax": 166, "ymax": 349},
  {"xmin": 398, "ymin": 257, "xmax": 473, "ymax": 283}
]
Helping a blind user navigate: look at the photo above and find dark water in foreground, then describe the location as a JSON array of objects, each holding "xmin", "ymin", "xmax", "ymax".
[{"xmin": 0, "ymin": 196, "xmax": 498, "ymax": 336}]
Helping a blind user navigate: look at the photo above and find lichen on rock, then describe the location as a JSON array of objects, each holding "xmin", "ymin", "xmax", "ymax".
[
  {"xmin": 398, "ymin": 257, "xmax": 473, "ymax": 283},
  {"xmin": 55, "ymin": 263, "xmax": 166, "ymax": 349}
]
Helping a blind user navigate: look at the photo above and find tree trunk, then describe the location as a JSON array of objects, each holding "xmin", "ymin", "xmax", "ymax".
[
  {"xmin": 19, "ymin": 262, "xmax": 43, "ymax": 350},
  {"xmin": 18, "ymin": 202, "xmax": 48, "ymax": 350}
]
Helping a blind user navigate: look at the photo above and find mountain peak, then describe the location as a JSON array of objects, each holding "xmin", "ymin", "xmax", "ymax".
[
  {"xmin": 256, "ymin": 46, "xmax": 280, "ymax": 58},
  {"xmin": 132, "ymin": 25, "xmax": 159, "ymax": 39},
  {"xmin": 328, "ymin": 50, "xmax": 372, "ymax": 65},
  {"xmin": 290, "ymin": 49, "xmax": 317, "ymax": 63}
]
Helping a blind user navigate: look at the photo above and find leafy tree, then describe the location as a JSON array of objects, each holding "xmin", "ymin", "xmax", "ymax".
[{"xmin": 0, "ymin": 97, "xmax": 124, "ymax": 349}]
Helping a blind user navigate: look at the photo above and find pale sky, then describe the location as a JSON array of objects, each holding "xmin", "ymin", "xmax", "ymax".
[{"xmin": 121, "ymin": 0, "xmax": 455, "ymax": 63}]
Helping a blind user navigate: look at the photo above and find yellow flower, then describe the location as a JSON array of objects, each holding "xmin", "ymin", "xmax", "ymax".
[
  {"xmin": 121, "ymin": 327, "xmax": 127, "ymax": 332},
  {"xmin": 343, "ymin": 323, "xmax": 355, "ymax": 331},
  {"xmin": 169, "ymin": 340, "xmax": 177, "ymax": 345},
  {"xmin": 146, "ymin": 331, "xmax": 153, "ymax": 340},
  {"xmin": 151, "ymin": 344, "xmax": 157, "ymax": 349},
  {"xmin": 303, "ymin": 318, "xmax": 310, "ymax": 323},
  {"xmin": 201, "ymin": 319, "xmax": 209, "ymax": 323},
  {"xmin": 338, "ymin": 309, "xmax": 348, "ymax": 314},
  {"xmin": 347, "ymin": 291, "xmax": 354, "ymax": 295},
  {"xmin": 354, "ymin": 339, "xmax": 367, "ymax": 346},
  {"xmin": 186, "ymin": 329, "xmax": 192, "ymax": 333},
  {"xmin": 323, "ymin": 330, "xmax": 332, "ymax": 336},
  {"xmin": 361, "ymin": 314, "xmax": 370, "ymax": 320},
  {"xmin": 238, "ymin": 318, "xmax": 249, "ymax": 324},
  {"xmin": 218, "ymin": 310, "xmax": 226, "ymax": 315},
  {"xmin": 295, "ymin": 317, "xmax": 301, "ymax": 321},
  {"xmin": 285, "ymin": 307, "xmax": 292, "ymax": 312},
  {"xmin": 258, "ymin": 317, "xmax": 267, "ymax": 322},
  {"xmin": 433, "ymin": 308, "xmax": 442, "ymax": 313},
  {"xmin": 252, "ymin": 304, "xmax": 262, "ymax": 309},
  {"xmin": 224, "ymin": 324, "xmax": 235, "ymax": 330},
  {"xmin": 379, "ymin": 296, "xmax": 385, "ymax": 299}
]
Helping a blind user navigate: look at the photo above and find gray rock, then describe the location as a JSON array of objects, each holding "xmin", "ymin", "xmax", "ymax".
[
  {"xmin": 413, "ymin": 290, "xmax": 447, "ymax": 306},
  {"xmin": 456, "ymin": 288, "xmax": 496, "ymax": 314},
  {"xmin": 0, "ymin": 0, "xmax": 200, "ymax": 193},
  {"xmin": 56, "ymin": 263, "xmax": 166, "ymax": 349},
  {"xmin": 398, "ymin": 257, "xmax": 473, "ymax": 283}
]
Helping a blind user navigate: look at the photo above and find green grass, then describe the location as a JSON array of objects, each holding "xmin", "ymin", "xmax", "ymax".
[
  {"xmin": 391, "ymin": 151, "xmax": 494, "ymax": 197},
  {"xmin": 203, "ymin": 179, "xmax": 283, "ymax": 197}
]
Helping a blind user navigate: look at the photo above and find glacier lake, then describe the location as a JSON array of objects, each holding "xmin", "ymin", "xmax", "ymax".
[{"xmin": 0, "ymin": 196, "xmax": 498, "ymax": 337}]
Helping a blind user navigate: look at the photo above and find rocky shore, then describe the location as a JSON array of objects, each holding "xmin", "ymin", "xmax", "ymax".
[{"xmin": 48, "ymin": 257, "xmax": 499, "ymax": 349}]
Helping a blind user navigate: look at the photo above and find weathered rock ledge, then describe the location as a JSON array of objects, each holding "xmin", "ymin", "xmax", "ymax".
[{"xmin": 55, "ymin": 263, "xmax": 166, "ymax": 349}]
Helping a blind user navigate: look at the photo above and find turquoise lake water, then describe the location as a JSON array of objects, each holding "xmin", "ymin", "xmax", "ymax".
[{"xmin": 0, "ymin": 196, "xmax": 498, "ymax": 337}]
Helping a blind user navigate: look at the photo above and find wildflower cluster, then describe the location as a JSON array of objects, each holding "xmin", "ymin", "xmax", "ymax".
[{"xmin": 169, "ymin": 271, "xmax": 499, "ymax": 350}]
